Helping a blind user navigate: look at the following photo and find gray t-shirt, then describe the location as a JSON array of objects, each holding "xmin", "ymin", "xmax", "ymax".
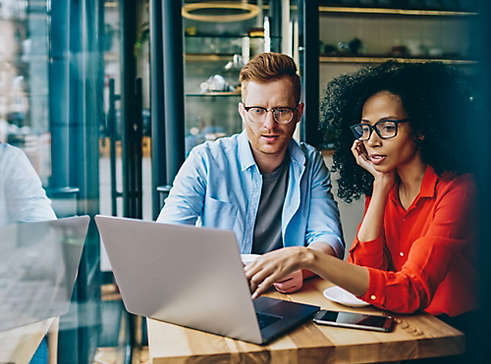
[{"xmin": 251, "ymin": 156, "xmax": 289, "ymax": 254}]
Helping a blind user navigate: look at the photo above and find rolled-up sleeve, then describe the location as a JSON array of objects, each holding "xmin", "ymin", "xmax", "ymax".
[
  {"xmin": 305, "ymin": 151, "xmax": 345, "ymax": 258},
  {"xmin": 349, "ymin": 235, "xmax": 389, "ymax": 270}
]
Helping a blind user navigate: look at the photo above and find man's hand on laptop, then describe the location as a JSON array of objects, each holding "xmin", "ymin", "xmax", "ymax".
[{"xmin": 273, "ymin": 270, "xmax": 303, "ymax": 294}]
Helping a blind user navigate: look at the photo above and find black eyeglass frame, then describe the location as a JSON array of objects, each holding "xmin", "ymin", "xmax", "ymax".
[
  {"xmin": 350, "ymin": 118, "xmax": 410, "ymax": 141},
  {"xmin": 242, "ymin": 104, "xmax": 299, "ymax": 124}
]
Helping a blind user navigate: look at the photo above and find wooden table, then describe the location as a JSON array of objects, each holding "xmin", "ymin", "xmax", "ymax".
[
  {"xmin": 0, "ymin": 317, "xmax": 55, "ymax": 364},
  {"xmin": 147, "ymin": 279, "xmax": 464, "ymax": 363}
]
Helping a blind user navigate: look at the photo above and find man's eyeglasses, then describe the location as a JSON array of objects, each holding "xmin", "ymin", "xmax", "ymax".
[
  {"xmin": 242, "ymin": 104, "xmax": 298, "ymax": 124},
  {"xmin": 350, "ymin": 119, "xmax": 409, "ymax": 141}
]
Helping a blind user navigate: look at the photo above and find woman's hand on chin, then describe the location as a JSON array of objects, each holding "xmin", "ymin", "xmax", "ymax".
[{"xmin": 351, "ymin": 140, "xmax": 395, "ymax": 192}]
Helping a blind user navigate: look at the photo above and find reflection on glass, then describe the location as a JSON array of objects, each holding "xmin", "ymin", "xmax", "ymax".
[
  {"xmin": 0, "ymin": 216, "xmax": 88, "ymax": 332},
  {"xmin": 0, "ymin": 0, "xmax": 51, "ymax": 186}
]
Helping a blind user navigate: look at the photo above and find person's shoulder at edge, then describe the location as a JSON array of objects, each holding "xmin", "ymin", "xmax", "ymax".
[
  {"xmin": 0, "ymin": 142, "xmax": 57, "ymax": 222},
  {"xmin": 0, "ymin": 143, "xmax": 37, "ymax": 179},
  {"xmin": 0, "ymin": 142, "xmax": 24, "ymax": 160}
]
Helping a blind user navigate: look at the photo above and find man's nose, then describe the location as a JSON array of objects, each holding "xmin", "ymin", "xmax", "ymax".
[{"xmin": 262, "ymin": 110, "xmax": 276, "ymax": 129}]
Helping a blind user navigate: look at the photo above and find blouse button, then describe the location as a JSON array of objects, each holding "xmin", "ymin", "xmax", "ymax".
[
  {"xmin": 400, "ymin": 252, "xmax": 404, "ymax": 257},
  {"xmin": 370, "ymin": 294, "xmax": 376, "ymax": 300}
]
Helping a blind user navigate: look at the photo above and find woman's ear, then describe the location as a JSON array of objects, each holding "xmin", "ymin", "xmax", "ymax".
[{"xmin": 415, "ymin": 134, "xmax": 424, "ymax": 147}]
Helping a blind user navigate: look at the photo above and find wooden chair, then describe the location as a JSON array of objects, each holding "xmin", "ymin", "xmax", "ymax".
[{"xmin": 47, "ymin": 318, "xmax": 59, "ymax": 364}]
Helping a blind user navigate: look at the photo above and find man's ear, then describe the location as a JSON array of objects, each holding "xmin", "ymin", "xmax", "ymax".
[
  {"xmin": 238, "ymin": 102, "xmax": 246, "ymax": 122},
  {"xmin": 295, "ymin": 102, "xmax": 305, "ymax": 123}
]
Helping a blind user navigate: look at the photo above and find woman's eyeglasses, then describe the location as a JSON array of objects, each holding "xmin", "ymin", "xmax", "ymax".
[
  {"xmin": 350, "ymin": 119, "xmax": 409, "ymax": 141},
  {"xmin": 242, "ymin": 104, "xmax": 298, "ymax": 124}
]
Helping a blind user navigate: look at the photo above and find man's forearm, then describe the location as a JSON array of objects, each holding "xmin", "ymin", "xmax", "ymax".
[{"xmin": 309, "ymin": 241, "xmax": 337, "ymax": 256}]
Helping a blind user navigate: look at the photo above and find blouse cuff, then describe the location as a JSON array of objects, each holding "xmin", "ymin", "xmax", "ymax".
[
  {"xmin": 358, "ymin": 267, "xmax": 387, "ymax": 308},
  {"xmin": 348, "ymin": 235, "xmax": 385, "ymax": 266}
]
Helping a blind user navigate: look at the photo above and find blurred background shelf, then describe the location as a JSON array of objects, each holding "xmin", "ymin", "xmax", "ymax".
[
  {"xmin": 182, "ymin": 4, "xmax": 285, "ymax": 155},
  {"xmin": 185, "ymin": 92, "xmax": 241, "ymax": 96},
  {"xmin": 319, "ymin": 56, "xmax": 478, "ymax": 64},
  {"xmin": 318, "ymin": 1, "xmax": 480, "ymax": 150},
  {"xmin": 318, "ymin": 6, "xmax": 478, "ymax": 16},
  {"xmin": 185, "ymin": 54, "xmax": 236, "ymax": 61}
]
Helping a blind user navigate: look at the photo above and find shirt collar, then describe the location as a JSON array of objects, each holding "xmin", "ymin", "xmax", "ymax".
[
  {"xmin": 419, "ymin": 165, "xmax": 438, "ymax": 198},
  {"xmin": 287, "ymin": 137, "xmax": 306, "ymax": 166},
  {"xmin": 238, "ymin": 130, "xmax": 257, "ymax": 171},
  {"xmin": 237, "ymin": 130, "xmax": 305, "ymax": 171}
]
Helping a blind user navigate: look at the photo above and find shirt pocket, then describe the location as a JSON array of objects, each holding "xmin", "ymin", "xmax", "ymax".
[{"xmin": 202, "ymin": 197, "xmax": 238, "ymax": 231}]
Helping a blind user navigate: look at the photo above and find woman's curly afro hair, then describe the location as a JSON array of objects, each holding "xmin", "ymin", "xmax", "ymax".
[{"xmin": 320, "ymin": 61, "xmax": 479, "ymax": 203}]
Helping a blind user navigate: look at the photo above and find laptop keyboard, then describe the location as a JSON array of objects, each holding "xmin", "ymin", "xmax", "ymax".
[{"xmin": 256, "ymin": 312, "xmax": 281, "ymax": 329}]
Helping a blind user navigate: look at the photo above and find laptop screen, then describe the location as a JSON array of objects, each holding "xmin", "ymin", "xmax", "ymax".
[{"xmin": 0, "ymin": 216, "xmax": 88, "ymax": 332}]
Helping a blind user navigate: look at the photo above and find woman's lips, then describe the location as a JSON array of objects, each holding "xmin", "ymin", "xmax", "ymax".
[{"xmin": 369, "ymin": 154, "xmax": 386, "ymax": 165}]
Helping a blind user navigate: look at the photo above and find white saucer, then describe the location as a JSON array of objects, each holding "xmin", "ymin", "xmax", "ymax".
[
  {"xmin": 323, "ymin": 286, "xmax": 370, "ymax": 308},
  {"xmin": 241, "ymin": 254, "xmax": 260, "ymax": 265}
]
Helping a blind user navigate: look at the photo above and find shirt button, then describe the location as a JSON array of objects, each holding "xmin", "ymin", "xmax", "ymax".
[
  {"xmin": 400, "ymin": 252, "xmax": 404, "ymax": 257},
  {"xmin": 370, "ymin": 295, "xmax": 376, "ymax": 300}
]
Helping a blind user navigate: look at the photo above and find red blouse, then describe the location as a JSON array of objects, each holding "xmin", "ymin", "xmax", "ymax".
[{"xmin": 348, "ymin": 166, "xmax": 477, "ymax": 317}]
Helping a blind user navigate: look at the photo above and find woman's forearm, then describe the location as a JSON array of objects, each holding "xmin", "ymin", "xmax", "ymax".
[
  {"xmin": 357, "ymin": 181, "xmax": 391, "ymax": 242},
  {"xmin": 301, "ymin": 248, "xmax": 370, "ymax": 297},
  {"xmin": 300, "ymin": 242, "xmax": 337, "ymax": 279}
]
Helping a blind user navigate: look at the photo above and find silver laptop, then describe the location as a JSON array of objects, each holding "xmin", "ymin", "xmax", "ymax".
[
  {"xmin": 0, "ymin": 215, "xmax": 89, "ymax": 332},
  {"xmin": 95, "ymin": 215, "xmax": 319, "ymax": 344}
]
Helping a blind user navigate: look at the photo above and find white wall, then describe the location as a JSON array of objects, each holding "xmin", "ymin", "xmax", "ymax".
[{"xmin": 323, "ymin": 152, "xmax": 365, "ymax": 259}]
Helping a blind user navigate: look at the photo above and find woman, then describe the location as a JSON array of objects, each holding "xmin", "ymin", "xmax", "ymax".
[{"xmin": 245, "ymin": 62, "xmax": 478, "ymax": 359}]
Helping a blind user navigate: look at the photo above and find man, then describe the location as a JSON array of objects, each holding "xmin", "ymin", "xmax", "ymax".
[
  {"xmin": 0, "ymin": 142, "xmax": 57, "ymax": 364},
  {"xmin": 158, "ymin": 53, "xmax": 343, "ymax": 293}
]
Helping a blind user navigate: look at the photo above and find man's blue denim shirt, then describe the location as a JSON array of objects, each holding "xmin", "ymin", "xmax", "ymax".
[{"xmin": 157, "ymin": 131, "xmax": 345, "ymax": 258}]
